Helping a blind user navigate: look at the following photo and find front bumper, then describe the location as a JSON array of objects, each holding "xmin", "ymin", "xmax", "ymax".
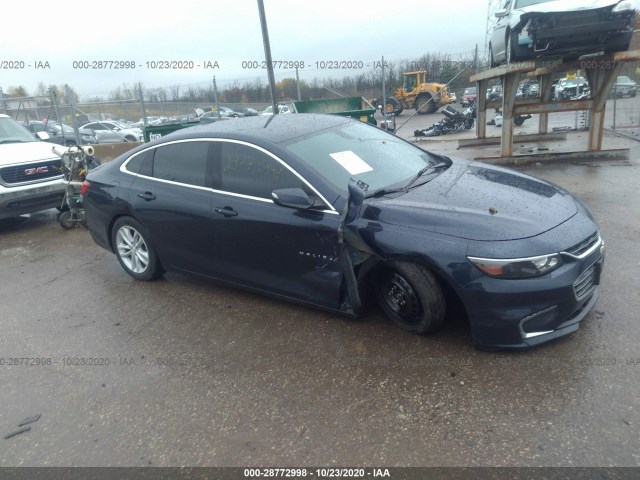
[
  {"xmin": 464, "ymin": 237, "xmax": 604, "ymax": 350},
  {"xmin": 0, "ymin": 180, "xmax": 66, "ymax": 219},
  {"xmin": 519, "ymin": 9, "xmax": 634, "ymax": 57}
]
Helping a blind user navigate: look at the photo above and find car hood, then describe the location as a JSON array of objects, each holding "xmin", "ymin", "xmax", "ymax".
[
  {"xmin": 518, "ymin": 0, "xmax": 620, "ymax": 14},
  {"xmin": 0, "ymin": 141, "xmax": 60, "ymax": 166},
  {"xmin": 372, "ymin": 159, "xmax": 577, "ymax": 241}
]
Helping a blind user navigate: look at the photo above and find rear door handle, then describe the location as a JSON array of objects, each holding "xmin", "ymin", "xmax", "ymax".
[
  {"xmin": 214, "ymin": 207, "xmax": 238, "ymax": 217},
  {"xmin": 137, "ymin": 192, "xmax": 156, "ymax": 201}
]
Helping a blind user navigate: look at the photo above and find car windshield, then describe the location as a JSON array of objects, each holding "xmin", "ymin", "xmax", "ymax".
[
  {"xmin": 112, "ymin": 121, "xmax": 130, "ymax": 129},
  {"xmin": 0, "ymin": 117, "xmax": 38, "ymax": 144},
  {"xmin": 282, "ymin": 121, "xmax": 445, "ymax": 193},
  {"xmin": 515, "ymin": 0, "xmax": 552, "ymax": 8},
  {"xmin": 617, "ymin": 76, "xmax": 633, "ymax": 83},
  {"xmin": 464, "ymin": 87, "xmax": 476, "ymax": 95}
]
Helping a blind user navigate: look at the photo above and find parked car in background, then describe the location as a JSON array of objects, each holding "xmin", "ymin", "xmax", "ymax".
[
  {"xmin": 0, "ymin": 114, "xmax": 65, "ymax": 219},
  {"xmin": 260, "ymin": 104, "xmax": 292, "ymax": 115},
  {"xmin": 461, "ymin": 87, "xmax": 477, "ymax": 106},
  {"xmin": 554, "ymin": 77, "xmax": 590, "ymax": 101},
  {"xmin": 80, "ymin": 121, "xmax": 143, "ymax": 143},
  {"xmin": 233, "ymin": 107, "xmax": 260, "ymax": 117},
  {"xmin": 489, "ymin": 0, "xmax": 635, "ymax": 66},
  {"xmin": 198, "ymin": 111, "xmax": 233, "ymax": 123},
  {"xmin": 486, "ymin": 85, "xmax": 502, "ymax": 101},
  {"xmin": 219, "ymin": 107, "xmax": 244, "ymax": 117},
  {"xmin": 22, "ymin": 121, "xmax": 97, "ymax": 146},
  {"xmin": 610, "ymin": 75, "xmax": 637, "ymax": 97},
  {"xmin": 83, "ymin": 114, "xmax": 604, "ymax": 349}
]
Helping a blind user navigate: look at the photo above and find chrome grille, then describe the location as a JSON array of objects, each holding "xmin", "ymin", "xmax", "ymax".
[
  {"xmin": 0, "ymin": 160, "xmax": 62, "ymax": 185},
  {"xmin": 566, "ymin": 232, "xmax": 600, "ymax": 258},
  {"xmin": 574, "ymin": 263, "xmax": 597, "ymax": 300}
]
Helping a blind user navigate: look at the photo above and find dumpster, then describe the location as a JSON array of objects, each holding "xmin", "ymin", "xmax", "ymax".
[
  {"xmin": 143, "ymin": 121, "xmax": 200, "ymax": 142},
  {"xmin": 292, "ymin": 97, "xmax": 377, "ymax": 125}
]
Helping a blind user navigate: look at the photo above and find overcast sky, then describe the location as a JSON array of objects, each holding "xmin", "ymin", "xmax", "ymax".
[
  {"xmin": 1, "ymin": 0, "xmax": 492, "ymax": 98},
  {"xmin": 2, "ymin": 0, "xmax": 639, "ymax": 99}
]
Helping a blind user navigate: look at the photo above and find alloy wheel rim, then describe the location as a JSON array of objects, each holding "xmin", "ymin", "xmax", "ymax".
[{"xmin": 116, "ymin": 226, "xmax": 149, "ymax": 274}]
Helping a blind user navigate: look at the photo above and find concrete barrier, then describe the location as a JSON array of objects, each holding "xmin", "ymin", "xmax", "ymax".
[{"xmin": 92, "ymin": 142, "xmax": 142, "ymax": 163}]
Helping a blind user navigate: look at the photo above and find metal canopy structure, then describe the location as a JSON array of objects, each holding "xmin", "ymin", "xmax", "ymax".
[{"xmin": 469, "ymin": 50, "xmax": 640, "ymax": 162}]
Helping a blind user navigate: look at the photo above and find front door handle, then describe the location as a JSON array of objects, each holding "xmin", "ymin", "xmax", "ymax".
[
  {"xmin": 137, "ymin": 192, "xmax": 156, "ymax": 201},
  {"xmin": 214, "ymin": 207, "xmax": 238, "ymax": 217}
]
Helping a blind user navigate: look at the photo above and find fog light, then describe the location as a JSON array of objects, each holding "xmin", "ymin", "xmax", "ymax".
[{"xmin": 520, "ymin": 306, "xmax": 559, "ymax": 338}]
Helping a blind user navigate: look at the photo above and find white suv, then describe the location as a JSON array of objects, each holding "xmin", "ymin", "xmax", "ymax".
[{"xmin": 0, "ymin": 114, "xmax": 65, "ymax": 220}]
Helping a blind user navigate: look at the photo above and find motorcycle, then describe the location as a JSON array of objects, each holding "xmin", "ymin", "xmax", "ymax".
[{"xmin": 414, "ymin": 101, "xmax": 476, "ymax": 137}]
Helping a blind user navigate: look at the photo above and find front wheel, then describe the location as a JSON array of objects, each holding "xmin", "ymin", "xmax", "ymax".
[
  {"xmin": 385, "ymin": 97, "xmax": 403, "ymax": 116},
  {"xmin": 416, "ymin": 93, "xmax": 437, "ymax": 114},
  {"xmin": 374, "ymin": 261, "xmax": 446, "ymax": 334},
  {"xmin": 111, "ymin": 217, "xmax": 164, "ymax": 281},
  {"xmin": 57, "ymin": 209, "xmax": 75, "ymax": 230}
]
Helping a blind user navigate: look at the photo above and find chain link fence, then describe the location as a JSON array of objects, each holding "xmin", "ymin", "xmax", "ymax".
[{"xmin": 1, "ymin": 55, "xmax": 639, "ymax": 143}]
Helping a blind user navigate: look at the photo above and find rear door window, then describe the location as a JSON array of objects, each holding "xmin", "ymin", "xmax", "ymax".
[{"xmin": 151, "ymin": 141, "xmax": 210, "ymax": 187}]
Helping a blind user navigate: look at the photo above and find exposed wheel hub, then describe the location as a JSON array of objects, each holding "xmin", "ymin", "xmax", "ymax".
[{"xmin": 382, "ymin": 272, "xmax": 421, "ymax": 323}]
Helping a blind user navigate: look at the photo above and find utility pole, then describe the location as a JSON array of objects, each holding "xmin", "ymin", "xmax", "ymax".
[
  {"xmin": 257, "ymin": 0, "xmax": 278, "ymax": 114},
  {"xmin": 213, "ymin": 76, "xmax": 221, "ymax": 118},
  {"xmin": 473, "ymin": 44, "xmax": 479, "ymax": 74},
  {"xmin": 138, "ymin": 83, "xmax": 147, "ymax": 126}
]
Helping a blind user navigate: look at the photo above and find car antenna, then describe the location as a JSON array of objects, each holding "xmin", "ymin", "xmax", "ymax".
[{"xmin": 263, "ymin": 114, "xmax": 276, "ymax": 128}]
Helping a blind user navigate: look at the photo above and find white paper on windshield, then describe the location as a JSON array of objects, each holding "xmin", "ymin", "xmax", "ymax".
[{"xmin": 329, "ymin": 151, "xmax": 373, "ymax": 175}]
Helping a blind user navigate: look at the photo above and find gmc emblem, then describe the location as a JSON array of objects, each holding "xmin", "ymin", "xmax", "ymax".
[{"xmin": 24, "ymin": 166, "xmax": 48, "ymax": 176}]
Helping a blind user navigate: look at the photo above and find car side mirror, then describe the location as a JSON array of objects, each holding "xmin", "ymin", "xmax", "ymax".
[
  {"xmin": 35, "ymin": 131, "xmax": 50, "ymax": 141},
  {"xmin": 272, "ymin": 188, "xmax": 316, "ymax": 210},
  {"xmin": 495, "ymin": 8, "xmax": 507, "ymax": 18}
]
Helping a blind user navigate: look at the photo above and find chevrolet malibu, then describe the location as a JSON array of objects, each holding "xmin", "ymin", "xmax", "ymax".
[{"xmin": 83, "ymin": 114, "xmax": 604, "ymax": 349}]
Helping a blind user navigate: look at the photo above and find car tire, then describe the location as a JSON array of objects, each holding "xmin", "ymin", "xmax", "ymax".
[
  {"xmin": 489, "ymin": 43, "xmax": 497, "ymax": 68},
  {"xmin": 111, "ymin": 217, "xmax": 164, "ymax": 281},
  {"xmin": 506, "ymin": 32, "xmax": 513, "ymax": 65},
  {"xmin": 374, "ymin": 261, "xmax": 446, "ymax": 334}
]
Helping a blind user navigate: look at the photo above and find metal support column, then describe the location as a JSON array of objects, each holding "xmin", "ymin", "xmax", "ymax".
[
  {"xmin": 586, "ymin": 63, "xmax": 622, "ymax": 151},
  {"xmin": 501, "ymin": 72, "xmax": 522, "ymax": 157},
  {"xmin": 538, "ymin": 74, "xmax": 553, "ymax": 134},
  {"xmin": 476, "ymin": 79, "xmax": 488, "ymax": 139}
]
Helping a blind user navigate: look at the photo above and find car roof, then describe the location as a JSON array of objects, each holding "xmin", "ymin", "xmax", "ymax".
[{"xmin": 165, "ymin": 113, "xmax": 353, "ymax": 144}]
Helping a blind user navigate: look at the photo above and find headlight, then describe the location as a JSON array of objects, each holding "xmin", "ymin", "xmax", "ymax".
[
  {"xmin": 468, "ymin": 253, "xmax": 563, "ymax": 279},
  {"xmin": 612, "ymin": 1, "xmax": 634, "ymax": 13}
]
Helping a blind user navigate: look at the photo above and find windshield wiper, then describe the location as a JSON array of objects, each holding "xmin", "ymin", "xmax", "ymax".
[
  {"xmin": 365, "ymin": 161, "xmax": 449, "ymax": 199},
  {"xmin": 403, "ymin": 161, "xmax": 449, "ymax": 190}
]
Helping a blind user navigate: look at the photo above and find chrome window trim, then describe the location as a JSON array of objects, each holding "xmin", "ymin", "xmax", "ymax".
[{"xmin": 120, "ymin": 138, "xmax": 338, "ymax": 214}]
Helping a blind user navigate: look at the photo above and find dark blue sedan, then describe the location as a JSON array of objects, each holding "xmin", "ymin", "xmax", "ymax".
[{"xmin": 83, "ymin": 114, "xmax": 604, "ymax": 349}]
